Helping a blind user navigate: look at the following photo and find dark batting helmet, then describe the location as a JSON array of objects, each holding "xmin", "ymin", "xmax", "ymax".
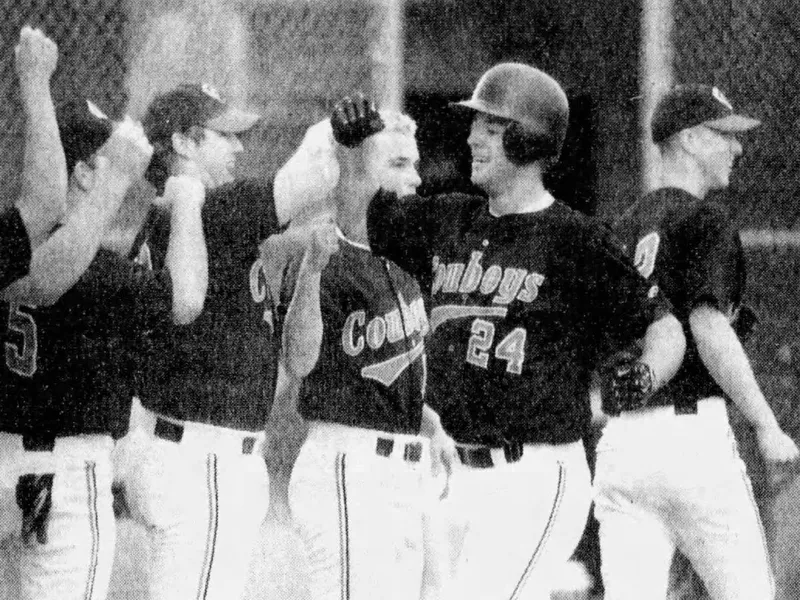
[{"xmin": 456, "ymin": 62, "xmax": 569, "ymax": 165}]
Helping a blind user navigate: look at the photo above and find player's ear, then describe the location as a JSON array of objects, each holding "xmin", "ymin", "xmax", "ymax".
[{"xmin": 679, "ymin": 127, "xmax": 703, "ymax": 155}]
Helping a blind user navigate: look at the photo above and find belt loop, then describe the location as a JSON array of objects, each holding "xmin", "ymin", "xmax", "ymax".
[
  {"xmin": 376, "ymin": 437, "xmax": 394, "ymax": 457},
  {"xmin": 242, "ymin": 437, "xmax": 256, "ymax": 455},
  {"xmin": 22, "ymin": 435, "xmax": 56, "ymax": 452},
  {"xmin": 154, "ymin": 418, "xmax": 184, "ymax": 443}
]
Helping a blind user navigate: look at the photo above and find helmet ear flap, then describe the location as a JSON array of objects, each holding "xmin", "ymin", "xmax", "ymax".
[{"xmin": 502, "ymin": 122, "xmax": 552, "ymax": 166}]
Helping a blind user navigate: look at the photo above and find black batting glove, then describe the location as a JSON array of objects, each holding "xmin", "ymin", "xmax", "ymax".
[
  {"xmin": 330, "ymin": 93, "xmax": 384, "ymax": 148},
  {"xmin": 600, "ymin": 351, "xmax": 655, "ymax": 416}
]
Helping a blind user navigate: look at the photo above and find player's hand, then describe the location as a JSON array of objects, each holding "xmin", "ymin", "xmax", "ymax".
[
  {"xmin": 330, "ymin": 93, "xmax": 384, "ymax": 148},
  {"xmin": 429, "ymin": 428, "xmax": 458, "ymax": 500},
  {"xmin": 161, "ymin": 175, "xmax": 206, "ymax": 210},
  {"xmin": 757, "ymin": 426, "xmax": 800, "ymax": 492},
  {"xmin": 15, "ymin": 26, "xmax": 58, "ymax": 91},
  {"xmin": 98, "ymin": 117, "xmax": 154, "ymax": 181},
  {"xmin": 303, "ymin": 220, "xmax": 339, "ymax": 273},
  {"xmin": 600, "ymin": 351, "xmax": 655, "ymax": 416},
  {"xmin": 757, "ymin": 425, "xmax": 799, "ymax": 464}
]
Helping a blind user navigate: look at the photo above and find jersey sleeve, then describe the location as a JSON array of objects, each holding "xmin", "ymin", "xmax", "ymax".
[
  {"xmin": 65, "ymin": 250, "xmax": 172, "ymax": 334},
  {"xmin": 366, "ymin": 190, "xmax": 437, "ymax": 282},
  {"xmin": 579, "ymin": 223, "xmax": 671, "ymax": 349},
  {"xmin": 680, "ymin": 202, "xmax": 744, "ymax": 312},
  {"xmin": 0, "ymin": 206, "xmax": 32, "ymax": 290}
]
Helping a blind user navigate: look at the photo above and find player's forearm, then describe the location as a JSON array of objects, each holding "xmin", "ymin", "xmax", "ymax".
[
  {"xmin": 690, "ymin": 305, "xmax": 780, "ymax": 432},
  {"xmin": 164, "ymin": 177, "xmax": 207, "ymax": 325},
  {"xmin": 17, "ymin": 80, "xmax": 67, "ymax": 248},
  {"xmin": 282, "ymin": 256, "xmax": 324, "ymax": 378},
  {"xmin": 4, "ymin": 172, "xmax": 133, "ymax": 306},
  {"xmin": 639, "ymin": 313, "xmax": 685, "ymax": 390}
]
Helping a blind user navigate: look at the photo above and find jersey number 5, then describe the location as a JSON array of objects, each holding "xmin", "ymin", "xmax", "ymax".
[
  {"xmin": 5, "ymin": 303, "xmax": 37, "ymax": 377},
  {"xmin": 634, "ymin": 232, "xmax": 661, "ymax": 278},
  {"xmin": 466, "ymin": 318, "xmax": 527, "ymax": 374}
]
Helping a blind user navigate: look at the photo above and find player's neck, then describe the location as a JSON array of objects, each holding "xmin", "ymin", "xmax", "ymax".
[
  {"xmin": 659, "ymin": 157, "xmax": 709, "ymax": 199},
  {"xmin": 488, "ymin": 168, "xmax": 552, "ymax": 216},
  {"xmin": 337, "ymin": 209, "xmax": 369, "ymax": 245}
]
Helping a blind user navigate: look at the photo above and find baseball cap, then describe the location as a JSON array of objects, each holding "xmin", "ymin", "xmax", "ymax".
[
  {"xmin": 56, "ymin": 98, "xmax": 114, "ymax": 175},
  {"xmin": 651, "ymin": 84, "xmax": 761, "ymax": 144},
  {"xmin": 142, "ymin": 82, "xmax": 260, "ymax": 144}
]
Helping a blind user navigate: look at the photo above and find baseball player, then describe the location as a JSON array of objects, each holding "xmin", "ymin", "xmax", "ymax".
[
  {"xmin": 266, "ymin": 106, "xmax": 456, "ymax": 600},
  {"xmin": 124, "ymin": 83, "xmax": 334, "ymax": 600},
  {"xmin": 0, "ymin": 27, "xmax": 67, "ymax": 290},
  {"xmin": 334, "ymin": 64, "xmax": 686, "ymax": 599},
  {"xmin": 595, "ymin": 84, "xmax": 799, "ymax": 600},
  {"xmin": 0, "ymin": 98, "xmax": 206, "ymax": 600}
]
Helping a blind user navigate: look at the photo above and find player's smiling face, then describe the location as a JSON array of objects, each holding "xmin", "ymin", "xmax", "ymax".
[
  {"xmin": 373, "ymin": 130, "xmax": 421, "ymax": 196},
  {"xmin": 694, "ymin": 125, "xmax": 743, "ymax": 189},
  {"xmin": 193, "ymin": 128, "xmax": 244, "ymax": 189},
  {"xmin": 467, "ymin": 113, "xmax": 517, "ymax": 194}
]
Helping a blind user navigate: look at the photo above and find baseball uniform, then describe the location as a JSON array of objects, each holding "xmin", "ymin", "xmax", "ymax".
[
  {"xmin": 126, "ymin": 178, "xmax": 281, "ymax": 600},
  {"xmin": 594, "ymin": 189, "xmax": 773, "ymax": 600},
  {"xmin": 0, "ymin": 207, "xmax": 32, "ymax": 291},
  {"xmin": 0, "ymin": 248, "xmax": 172, "ymax": 600},
  {"xmin": 367, "ymin": 190, "xmax": 670, "ymax": 599},
  {"xmin": 288, "ymin": 229, "xmax": 431, "ymax": 600}
]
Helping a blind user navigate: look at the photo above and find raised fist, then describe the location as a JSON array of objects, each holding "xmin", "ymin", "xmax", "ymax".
[
  {"xmin": 600, "ymin": 351, "xmax": 655, "ymax": 416},
  {"xmin": 15, "ymin": 26, "xmax": 58, "ymax": 88},
  {"xmin": 305, "ymin": 220, "xmax": 339, "ymax": 272},
  {"xmin": 330, "ymin": 93, "xmax": 384, "ymax": 148},
  {"xmin": 99, "ymin": 117, "xmax": 154, "ymax": 180}
]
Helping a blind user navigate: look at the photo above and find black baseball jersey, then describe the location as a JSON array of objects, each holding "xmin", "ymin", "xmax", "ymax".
[
  {"xmin": 0, "ymin": 207, "xmax": 32, "ymax": 290},
  {"xmin": 0, "ymin": 249, "xmax": 172, "ymax": 439},
  {"xmin": 368, "ymin": 191, "xmax": 668, "ymax": 445},
  {"xmin": 614, "ymin": 187, "xmax": 745, "ymax": 405},
  {"xmin": 299, "ymin": 233, "xmax": 428, "ymax": 435},
  {"xmin": 138, "ymin": 178, "xmax": 282, "ymax": 430}
]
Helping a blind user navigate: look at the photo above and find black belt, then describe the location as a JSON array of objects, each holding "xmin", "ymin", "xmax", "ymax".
[
  {"xmin": 375, "ymin": 437, "xmax": 422, "ymax": 463},
  {"xmin": 22, "ymin": 435, "xmax": 56, "ymax": 452},
  {"xmin": 154, "ymin": 417, "xmax": 258, "ymax": 455},
  {"xmin": 456, "ymin": 440, "xmax": 524, "ymax": 468}
]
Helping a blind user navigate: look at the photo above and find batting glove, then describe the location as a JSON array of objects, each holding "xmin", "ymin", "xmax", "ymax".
[
  {"xmin": 600, "ymin": 351, "xmax": 655, "ymax": 416},
  {"xmin": 330, "ymin": 93, "xmax": 384, "ymax": 148}
]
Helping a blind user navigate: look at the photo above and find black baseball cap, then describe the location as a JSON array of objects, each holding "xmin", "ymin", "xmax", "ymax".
[
  {"xmin": 651, "ymin": 84, "xmax": 761, "ymax": 144},
  {"xmin": 142, "ymin": 83, "xmax": 260, "ymax": 144},
  {"xmin": 57, "ymin": 99, "xmax": 114, "ymax": 175}
]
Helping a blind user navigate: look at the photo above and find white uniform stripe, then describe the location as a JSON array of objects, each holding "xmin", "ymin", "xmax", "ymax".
[
  {"xmin": 197, "ymin": 453, "xmax": 220, "ymax": 600},
  {"xmin": 83, "ymin": 461, "xmax": 99, "ymax": 600},
  {"xmin": 509, "ymin": 461, "xmax": 566, "ymax": 600},
  {"xmin": 335, "ymin": 453, "xmax": 350, "ymax": 600}
]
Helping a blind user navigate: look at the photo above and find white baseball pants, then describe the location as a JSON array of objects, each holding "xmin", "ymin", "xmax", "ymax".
[
  {"xmin": 289, "ymin": 422, "xmax": 433, "ymax": 600},
  {"xmin": 124, "ymin": 404, "xmax": 270, "ymax": 600},
  {"xmin": 594, "ymin": 397, "xmax": 774, "ymax": 600},
  {"xmin": 0, "ymin": 433, "xmax": 115, "ymax": 600},
  {"xmin": 443, "ymin": 439, "xmax": 592, "ymax": 600}
]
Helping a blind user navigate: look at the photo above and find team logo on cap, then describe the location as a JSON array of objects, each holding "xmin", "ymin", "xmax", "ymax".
[
  {"xmin": 711, "ymin": 87, "xmax": 733, "ymax": 111},
  {"xmin": 201, "ymin": 83, "xmax": 223, "ymax": 103},
  {"xmin": 86, "ymin": 99, "xmax": 109, "ymax": 120}
]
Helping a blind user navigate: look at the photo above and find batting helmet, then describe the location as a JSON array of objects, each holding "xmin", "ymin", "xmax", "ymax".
[{"xmin": 456, "ymin": 63, "xmax": 569, "ymax": 165}]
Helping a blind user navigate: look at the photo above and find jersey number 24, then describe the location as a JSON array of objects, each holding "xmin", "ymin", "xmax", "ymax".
[
  {"xmin": 5, "ymin": 303, "xmax": 37, "ymax": 377},
  {"xmin": 634, "ymin": 232, "xmax": 660, "ymax": 278},
  {"xmin": 466, "ymin": 318, "xmax": 527, "ymax": 374}
]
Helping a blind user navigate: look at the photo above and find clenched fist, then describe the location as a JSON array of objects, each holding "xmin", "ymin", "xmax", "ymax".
[
  {"xmin": 330, "ymin": 93, "xmax": 384, "ymax": 148},
  {"xmin": 15, "ymin": 26, "xmax": 58, "ymax": 90},
  {"xmin": 99, "ymin": 117, "xmax": 154, "ymax": 180}
]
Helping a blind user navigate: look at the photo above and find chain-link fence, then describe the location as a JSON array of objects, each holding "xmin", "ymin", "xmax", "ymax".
[
  {"xmin": 0, "ymin": 0, "xmax": 395, "ymax": 205},
  {"xmin": 674, "ymin": 0, "xmax": 800, "ymax": 230}
]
